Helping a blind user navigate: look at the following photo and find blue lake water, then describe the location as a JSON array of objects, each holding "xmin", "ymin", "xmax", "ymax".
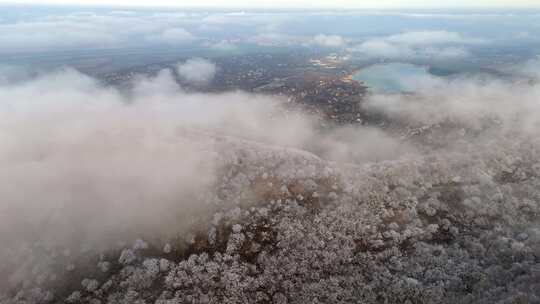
[{"xmin": 352, "ymin": 63, "xmax": 431, "ymax": 93}]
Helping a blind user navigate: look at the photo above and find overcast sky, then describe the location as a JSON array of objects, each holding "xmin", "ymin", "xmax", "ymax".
[{"xmin": 1, "ymin": 0, "xmax": 539, "ymax": 8}]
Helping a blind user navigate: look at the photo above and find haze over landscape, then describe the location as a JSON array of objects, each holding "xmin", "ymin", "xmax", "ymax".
[{"xmin": 1, "ymin": 1, "xmax": 540, "ymax": 304}]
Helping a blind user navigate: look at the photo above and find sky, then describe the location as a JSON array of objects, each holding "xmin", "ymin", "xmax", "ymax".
[{"xmin": 2, "ymin": 0, "xmax": 540, "ymax": 8}]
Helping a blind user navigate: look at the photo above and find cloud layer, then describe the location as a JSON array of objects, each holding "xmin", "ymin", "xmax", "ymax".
[
  {"xmin": 2, "ymin": 8, "xmax": 537, "ymax": 60},
  {"xmin": 0, "ymin": 67, "xmax": 413, "ymax": 254},
  {"xmin": 349, "ymin": 31, "xmax": 485, "ymax": 60}
]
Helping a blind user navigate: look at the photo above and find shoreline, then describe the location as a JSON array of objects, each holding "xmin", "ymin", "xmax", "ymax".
[{"xmin": 342, "ymin": 68, "xmax": 361, "ymax": 83}]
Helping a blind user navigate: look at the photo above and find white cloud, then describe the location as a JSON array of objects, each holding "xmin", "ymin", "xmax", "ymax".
[
  {"xmin": 209, "ymin": 40, "xmax": 238, "ymax": 51},
  {"xmin": 146, "ymin": 27, "xmax": 196, "ymax": 44},
  {"xmin": 0, "ymin": 68, "xmax": 406, "ymax": 251},
  {"xmin": 312, "ymin": 34, "xmax": 346, "ymax": 48},
  {"xmin": 385, "ymin": 30, "xmax": 486, "ymax": 45},
  {"xmin": 0, "ymin": 9, "xmax": 504, "ymax": 56},
  {"xmin": 505, "ymin": 57, "xmax": 540, "ymax": 79},
  {"xmin": 0, "ymin": 12, "xmax": 200, "ymax": 52},
  {"xmin": 0, "ymin": 68, "xmax": 309, "ymax": 251},
  {"xmin": 200, "ymin": 12, "xmax": 291, "ymax": 27},
  {"xmin": 176, "ymin": 58, "xmax": 217, "ymax": 85},
  {"xmin": 351, "ymin": 40, "xmax": 412, "ymax": 58},
  {"xmin": 362, "ymin": 71, "xmax": 540, "ymax": 130},
  {"xmin": 0, "ymin": 20, "xmax": 119, "ymax": 51},
  {"xmin": 349, "ymin": 31, "xmax": 482, "ymax": 60},
  {"xmin": 0, "ymin": 9, "xmax": 297, "ymax": 52}
]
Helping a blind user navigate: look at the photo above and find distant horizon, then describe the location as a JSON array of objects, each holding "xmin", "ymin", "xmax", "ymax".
[{"xmin": 1, "ymin": 0, "xmax": 540, "ymax": 10}]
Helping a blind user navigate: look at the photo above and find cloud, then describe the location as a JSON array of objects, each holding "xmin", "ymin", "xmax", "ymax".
[
  {"xmin": 349, "ymin": 31, "xmax": 481, "ymax": 60},
  {"xmin": 0, "ymin": 9, "xmax": 299, "ymax": 52},
  {"xmin": 368, "ymin": 11, "xmax": 533, "ymax": 19},
  {"xmin": 1, "ymin": 8, "xmax": 535, "ymax": 59},
  {"xmin": 510, "ymin": 57, "xmax": 540, "ymax": 79},
  {"xmin": 146, "ymin": 27, "xmax": 196, "ymax": 44},
  {"xmin": 362, "ymin": 72, "xmax": 540, "ymax": 132},
  {"xmin": 351, "ymin": 40, "xmax": 411, "ymax": 58},
  {"xmin": 200, "ymin": 12, "xmax": 290, "ymax": 28},
  {"xmin": 385, "ymin": 30, "xmax": 486, "ymax": 45},
  {"xmin": 176, "ymin": 58, "xmax": 217, "ymax": 85},
  {"xmin": 0, "ymin": 68, "xmax": 292, "ymax": 252},
  {"xmin": 0, "ymin": 10, "xmax": 203, "ymax": 53},
  {"xmin": 208, "ymin": 40, "xmax": 239, "ymax": 51},
  {"xmin": 312, "ymin": 34, "xmax": 346, "ymax": 47},
  {"xmin": 0, "ymin": 20, "xmax": 120, "ymax": 51},
  {"xmin": 0, "ymin": 67, "xmax": 415, "ymax": 254}
]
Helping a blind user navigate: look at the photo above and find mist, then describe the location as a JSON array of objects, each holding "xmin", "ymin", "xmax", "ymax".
[
  {"xmin": 0, "ymin": 67, "xmax": 409, "ymax": 256},
  {"xmin": 176, "ymin": 58, "xmax": 217, "ymax": 86},
  {"xmin": 362, "ymin": 72, "xmax": 540, "ymax": 132}
]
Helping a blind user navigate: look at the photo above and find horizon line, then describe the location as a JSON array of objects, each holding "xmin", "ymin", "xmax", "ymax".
[{"xmin": 1, "ymin": 2, "xmax": 540, "ymax": 10}]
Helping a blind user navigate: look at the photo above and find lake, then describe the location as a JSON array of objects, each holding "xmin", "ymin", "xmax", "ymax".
[{"xmin": 352, "ymin": 63, "xmax": 431, "ymax": 93}]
